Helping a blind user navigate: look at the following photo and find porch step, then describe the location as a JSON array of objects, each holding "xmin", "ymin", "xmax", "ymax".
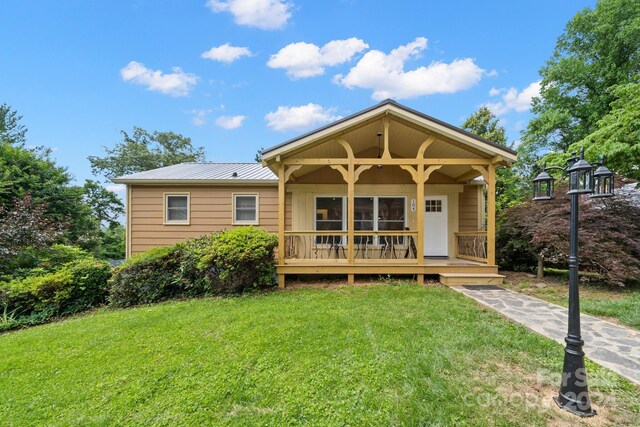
[{"xmin": 439, "ymin": 273, "xmax": 505, "ymax": 286}]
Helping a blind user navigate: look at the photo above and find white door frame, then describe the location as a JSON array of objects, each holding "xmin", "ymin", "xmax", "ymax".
[{"xmin": 423, "ymin": 195, "xmax": 448, "ymax": 257}]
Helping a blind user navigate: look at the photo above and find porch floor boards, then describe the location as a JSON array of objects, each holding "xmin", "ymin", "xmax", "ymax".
[{"xmin": 277, "ymin": 257, "xmax": 497, "ymax": 277}]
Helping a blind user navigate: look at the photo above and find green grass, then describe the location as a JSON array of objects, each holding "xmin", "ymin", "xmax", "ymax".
[
  {"xmin": 1, "ymin": 284, "xmax": 638, "ymax": 426},
  {"xmin": 503, "ymin": 272, "xmax": 640, "ymax": 329}
]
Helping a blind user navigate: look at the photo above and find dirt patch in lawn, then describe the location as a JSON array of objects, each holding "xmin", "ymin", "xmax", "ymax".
[{"xmin": 475, "ymin": 360, "xmax": 629, "ymax": 426}]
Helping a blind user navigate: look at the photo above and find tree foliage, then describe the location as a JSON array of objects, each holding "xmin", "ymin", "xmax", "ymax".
[
  {"xmin": 0, "ymin": 104, "xmax": 27, "ymax": 146},
  {"xmin": 461, "ymin": 107, "xmax": 524, "ymax": 212},
  {"xmin": 497, "ymin": 182, "xmax": 640, "ymax": 286},
  {"xmin": 462, "ymin": 107, "xmax": 508, "ymax": 146},
  {"xmin": 520, "ymin": 0, "xmax": 640, "ymax": 166},
  {"xmin": 82, "ymin": 180, "xmax": 124, "ymax": 227},
  {"xmin": 545, "ymin": 82, "xmax": 640, "ymax": 180},
  {"xmin": 88, "ymin": 127, "xmax": 206, "ymax": 179},
  {"xmin": 0, "ymin": 196, "xmax": 67, "ymax": 272},
  {"xmin": 0, "ymin": 105, "xmax": 125, "ymax": 260}
]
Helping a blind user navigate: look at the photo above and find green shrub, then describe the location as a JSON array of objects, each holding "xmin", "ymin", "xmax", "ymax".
[
  {"xmin": 177, "ymin": 234, "xmax": 216, "ymax": 295},
  {"xmin": 4, "ymin": 244, "xmax": 90, "ymax": 280},
  {"xmin": 0, "ymin": 258, "xmax": 112, "ymax": 327},
  {"xmin": 199, "ymin": 226, "xmax": 278, "ymax": 293},
  {"xmin": 108, "ymin": 228, "xmax": 277, "ymax": 308},
  {"xmin": 108, "ymin": 245, "xmax": 184, "ymax": 308}
]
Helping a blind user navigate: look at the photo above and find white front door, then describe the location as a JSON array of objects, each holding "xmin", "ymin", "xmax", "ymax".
[{"xmin": 424, "ymin": 196, "xmax": 448, "ymax": 257}]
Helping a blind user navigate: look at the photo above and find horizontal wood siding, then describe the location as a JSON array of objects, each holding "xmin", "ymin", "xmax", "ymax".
[
  {"xmin": 458, "ymin": 184, "xmax": 480, "ymax": 232},
  {"xmin": 129, "ymin": 185, "xmax": 278, "ymax": 255}
]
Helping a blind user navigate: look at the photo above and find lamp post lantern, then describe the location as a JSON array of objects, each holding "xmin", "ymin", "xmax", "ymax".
[{"xmin": 532, "ymin": 147, "xmax": 614, "ymax": 417}]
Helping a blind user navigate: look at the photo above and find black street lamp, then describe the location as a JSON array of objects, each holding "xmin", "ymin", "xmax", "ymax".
[{"xmin": 532, "ymin": 147, "xmax": 614, "ymax": 417}]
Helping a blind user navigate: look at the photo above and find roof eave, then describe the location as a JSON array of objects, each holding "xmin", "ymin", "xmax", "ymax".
[{"xmin": 111, "ymin": 178, "xmax": 278, "ymax": 186}]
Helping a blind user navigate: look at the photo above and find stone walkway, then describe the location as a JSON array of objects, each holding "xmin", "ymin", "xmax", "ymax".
[{"xmin": 453, "ymin": 286, "xmax": 640, "ymax": 386}]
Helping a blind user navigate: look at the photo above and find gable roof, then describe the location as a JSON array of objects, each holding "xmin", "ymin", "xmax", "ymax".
[
  {"xmin": 261, "ymin": 99, "xmax": 517, "ymax": 162},
  {"xmin": 112, "ymin": 162, "xmax": 277, "ymax": 185}
]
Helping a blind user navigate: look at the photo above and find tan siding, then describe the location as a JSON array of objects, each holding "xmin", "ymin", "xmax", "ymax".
[
  {"xmin": 129, "ymin": 185, "xmax": 278, "ymax": 255},
  {"xmin": 458, "ymin": 184, "xmax": 479, "ymax": 232}
]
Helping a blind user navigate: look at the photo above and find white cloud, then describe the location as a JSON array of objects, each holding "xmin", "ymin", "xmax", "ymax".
[
  {"xmin": 335, "ymin": 37, "xmax": 484, "ymax": 100},
  {"xmin": 201, "ymin": 43, "xmax": 252, "ymax": 63},
  {"xmin": 485, "ymin": 81, "xmax": 541, "ymax": 115},
  {"xmin": 120, "ymin": 61, "xmax": 198, "ymax": 97},
  {"xmin": 106, "ymin": 184, "xmax": 126, "ymax": 193},
  {"xmin": 190, "ymin": 109, "xmax": 213, "ymax": 126},
  {"xmin": 215, "ymin": 115, "xmax": 246, "ymax": 129},
  {"xmin": 206, "ymin": 0, "xmax": 292, "ymax": 30},
  {"xmin": 268, "ymin": 38, "xmax": 368, "ymax": 78},
  {"xmin": 265, "ymin": 103, "xmax": 341, "ymax": 131}
]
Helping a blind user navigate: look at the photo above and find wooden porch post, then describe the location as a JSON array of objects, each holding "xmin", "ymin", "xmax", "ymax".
[
  {"xmin": 487, "ymin": 163, "xmax": 496, "ymax": 265},
  {"xmin": 347, "ymin": 161, "xmax": 355, "ymax": 285},
  {"xmin": 416, "ymin": 165, "xmax": 425, "ymax": 267},
  {"xmin": 277, "ymin": 163, "xmax": 286, "ymax": 288}
]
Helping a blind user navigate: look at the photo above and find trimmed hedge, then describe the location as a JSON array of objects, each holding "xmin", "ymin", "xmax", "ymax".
[
  {"xmin": 108, "ymin": 227, "xmax": 278, "ymax": 308},
  {"xmin": 0, "ymin": 258, "xmax": 112, "ymax": 330}
]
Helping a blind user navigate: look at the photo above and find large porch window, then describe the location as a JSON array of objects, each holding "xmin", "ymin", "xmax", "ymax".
[{"xmin": 315, "ymin": 196, "xmax": 406, "ymax": 245}]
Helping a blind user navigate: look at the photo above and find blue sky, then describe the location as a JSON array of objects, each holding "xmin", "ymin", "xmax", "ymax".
[{"xmin": 1, "ymin": 0, "xmax": 596, "ymax": 193}]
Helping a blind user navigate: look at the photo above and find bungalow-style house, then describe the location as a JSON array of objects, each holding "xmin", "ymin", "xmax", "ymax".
[{"xmin": 113, "ymin": 100, "xmax": 516, "ymax": 287}]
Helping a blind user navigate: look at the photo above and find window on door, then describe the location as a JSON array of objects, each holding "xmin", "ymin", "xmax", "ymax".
[{"xmin": 425, "ymin": 199, "xmax": 443, "ymax": 212}]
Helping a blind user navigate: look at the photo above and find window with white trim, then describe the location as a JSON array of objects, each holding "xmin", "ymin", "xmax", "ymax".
[
  {"xmin": 233, "ymin": 194, "xmax": 258, "ymax": 224},
  {"xmin": 165, "ymin": 194, "xmax": 189, "ymax": 224}
]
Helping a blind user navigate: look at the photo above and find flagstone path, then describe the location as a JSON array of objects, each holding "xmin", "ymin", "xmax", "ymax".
[{"xmin": 454, "ymin": 285, "xmax": 640, "ymax": 386}]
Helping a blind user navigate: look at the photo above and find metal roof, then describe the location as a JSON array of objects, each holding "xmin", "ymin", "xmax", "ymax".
[
  {"xmin": 112, "ymin": 162, "xmax": 277, "ymax": 184},
  {"xmin": 262, "ymin": 99, "xmax": 517, "ymax": 158}
]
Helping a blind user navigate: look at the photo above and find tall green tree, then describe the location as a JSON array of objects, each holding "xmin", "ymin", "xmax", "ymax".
[
  {"xmin": 461, "ymin": 107, "xmax": 507, "ymax": 146},
  {"xmin": 82, "ymin": 180, "xmax": 125, "ymax": 227},
  {"xmin": 0, "ymin": 105, "xmax": 124, "ymax": 257},
  {"xmin": 0, "ymin": 104, "xmax": 27, "ymax": 146},
  {"xmin": 461, "ymin": 107, "xmax": 523, "ymax": 212},
  {"xmin": 520, "ymin": 0, "xmax": 640, "ymax": 165},
  {"xmin": 89, "ymin": 127, "xmax": 205, "ymax": 179},
  {"xmin": 545, "ymin": 82, "xmax": 640, "ymax": 179}
]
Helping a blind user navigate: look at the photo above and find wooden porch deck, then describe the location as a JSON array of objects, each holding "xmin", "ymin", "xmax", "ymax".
[{"xmin": 277, "ymin": 256, "xmax": 498, "ymax": 277}]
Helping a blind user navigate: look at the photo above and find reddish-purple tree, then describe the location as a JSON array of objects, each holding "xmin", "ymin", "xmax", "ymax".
[
  {"xmin": 0, "ymin": 195, "xmax": 68, "ymax": 270},
  {"xmin": 497, "ymin": 181, "xmax": 640, "ymax": 286}
]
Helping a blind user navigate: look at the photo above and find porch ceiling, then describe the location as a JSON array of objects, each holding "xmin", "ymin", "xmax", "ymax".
[
  {"xmin": 286, "ymin": 118, "xmax": 491, "ymax": 161},
  {"xmin": 283, "ymin": 117, "xmax": 489, "ymax": 182}
]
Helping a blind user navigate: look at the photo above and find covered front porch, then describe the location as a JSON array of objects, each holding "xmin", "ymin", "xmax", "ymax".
[{"xmin": 261, "ymin": 100, "xmax": 516, "ymax": 286}]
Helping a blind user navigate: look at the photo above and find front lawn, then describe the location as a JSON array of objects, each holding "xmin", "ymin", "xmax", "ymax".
[
  {"xmin": 502, "ymin": 271, "xmax": 640, "ymax": 330},
  {"xmin": 1, "ymin": 284, "xmax": 638, "ymax": 426}
]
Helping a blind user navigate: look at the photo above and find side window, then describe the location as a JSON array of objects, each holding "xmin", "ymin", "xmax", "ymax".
[
  {"xmin": 233, "ymin": 194, "xmax": 259, "ymax": 224},
  {"xmin": 165, "ymin": 194, "xmax": 189, "ymax": 224}
]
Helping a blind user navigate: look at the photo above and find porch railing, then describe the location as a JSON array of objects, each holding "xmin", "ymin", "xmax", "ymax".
[
  {"xmin": 454, "ymin": 231, "xmax": 487, "ymax": 263},
  {"xmin": 284, "ymin": 230, "xmax": 418, "ymax": 262}
]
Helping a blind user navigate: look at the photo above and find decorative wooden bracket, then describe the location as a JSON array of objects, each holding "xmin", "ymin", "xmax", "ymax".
[
  {"xmin": 336, "ymin": 138, "xmax": 354, "ymax": 159},
  {"xmin": 284, "ymin": 165, "xmax": 302, "ymax": 183},
  {"xmin": 330, "ymin": 165, "xmax": 349, "ymax": 182},
  {"xmin": 470, "ymin": 165, "xmax": 489, "ymax": 182},
  {"xmin": 399, "ymin": 165, "xmax": 418, "ymax": 182},
  {"xmin": 354, "ymin": 165, "xmax": 373, "ymax": 182},
  {"xmin": 424, "ymin": 165, "xmax": 443, "ymax": 182},
  {"xmin": 416, "ymin": 135, "xmax": 436, "ymax": 159}
]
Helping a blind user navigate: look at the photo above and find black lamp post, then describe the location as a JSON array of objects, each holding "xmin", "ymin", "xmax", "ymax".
[{"xmin": 532, "ymin": 147, "xmax": 614, "ymax": 417}]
